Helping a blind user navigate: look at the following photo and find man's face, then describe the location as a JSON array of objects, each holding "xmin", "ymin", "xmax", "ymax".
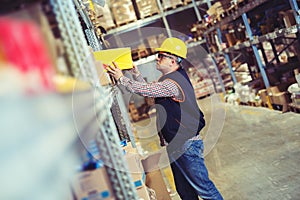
[{"xmin": 156, "ymin": 52, "xmax": 177, "ymax": 73}]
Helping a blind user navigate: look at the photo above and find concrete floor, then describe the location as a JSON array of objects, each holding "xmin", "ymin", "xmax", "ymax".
[{"xmin": 134, "ymin": 94, "xmax": 300, "ymax": 200}]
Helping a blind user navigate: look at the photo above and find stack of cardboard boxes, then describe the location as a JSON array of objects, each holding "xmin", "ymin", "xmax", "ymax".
[
  {"xmin": 94, "ymin": 4, "xmax": 116, "ymax": 31},
  {"xmin": 71, "ymin": 147, "xmax": 157, "ymax": 200},
  {"xmin": 110, "ymin": 0, "xmax": 137, "ymax": 26},
  {"xmin": 135, "ymin": 0, "xmax": 159, "ymax": 19},
  {"xmin": 258, "ymin": 86, "xmax": 291, "ymax": 112}
]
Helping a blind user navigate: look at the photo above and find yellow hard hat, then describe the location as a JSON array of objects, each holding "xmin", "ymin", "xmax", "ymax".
[{"xmin": 155, "ymin": 37, "xmax": 187, "ymax": 59}]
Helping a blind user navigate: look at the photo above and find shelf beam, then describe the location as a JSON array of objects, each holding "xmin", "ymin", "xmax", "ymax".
[
  {"xmin": 156, "ymin": 0, "xmax": 172, "ymax": 37},
  {"xmin": 204, "ymin": 0, "xmax": 269, "ymax": 34},
  {"xmin": 213, "ymin": 24, "xmax": 300, "ymax": 55}
]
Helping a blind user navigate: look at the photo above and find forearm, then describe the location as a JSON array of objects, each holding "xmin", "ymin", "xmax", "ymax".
[
  {"xmin": 119, "ymin": 76, "xmax": 179, "ymax": 98},
  {"xmin": 132, "ymin": 73, "xmax": 146, "ymax": 83}
]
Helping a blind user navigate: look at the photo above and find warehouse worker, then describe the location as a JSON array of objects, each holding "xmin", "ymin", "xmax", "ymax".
[{"xmin": 106, "ymin": 37, "xmax": 223, "ymax": 200}]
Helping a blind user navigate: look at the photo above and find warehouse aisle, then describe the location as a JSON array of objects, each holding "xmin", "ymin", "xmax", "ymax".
[
  {"xmin": 202, "ymin": 96, "xmax": 300, "ymax": 200},
  {"xmin": 135, "ymin": 94, "xmax": 300, "ymax": 200}
]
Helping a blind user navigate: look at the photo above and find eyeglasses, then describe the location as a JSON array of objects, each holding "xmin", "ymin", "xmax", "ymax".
[{"xmin": 157, "ymin": 53, "xmax": 176, "ymax": 60}]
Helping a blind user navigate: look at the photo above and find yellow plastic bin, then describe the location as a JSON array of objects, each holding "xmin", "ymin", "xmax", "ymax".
[{"xmin": 93, "ymin": 47, "xmax": 133, "ymax": 70}]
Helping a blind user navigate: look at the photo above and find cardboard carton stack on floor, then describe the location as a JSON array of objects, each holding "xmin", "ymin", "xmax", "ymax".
[
  {"xmin": 124, "ymin": 143, "xmax": 172, "ymax": 200},
  {"xmin": 267, "ymin": 86, "xmax": 291, "ymax": 112}
]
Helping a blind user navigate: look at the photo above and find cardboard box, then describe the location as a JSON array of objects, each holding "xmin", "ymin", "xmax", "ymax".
[
  {"xmin": 145, "ymin": 169, "xmax": 171, "ymax": 200},
  {"xmin": 110, "ymin": 0, "xmax": 137, "ymax": 25},
  {"xmin": 207, "ymin": 2, "xmax": 221, "ymax": 17},
  {"xmin": 94, "ymin": 4, "xmax": 115, "ymax": 30},
  {"xmin": 135, "ymin": 0, "xmax": 159, "ymax": 19},
  {"xmin": 124, "ymin": 152, "xmax": 146, "ymax": 188},
  {"xmin": 141, "ymin": 152, "xmax": 162, "ymax": 172},
  {"xmin": 71, "ymin": 167, "xmax": 115, "ymax": 200},
  {"xmin": 136, "ymin": 185, "xmax": 152, "ymax": 200},
  {"xmin": 271, "ymin": 92, "xmax": 288, "ymax": 105},
  {"xmin": 267, "ymin": 86, "xmax": 280, "ymax": 96}
]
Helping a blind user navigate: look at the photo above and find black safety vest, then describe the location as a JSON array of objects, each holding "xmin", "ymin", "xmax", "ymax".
[{"xmin": 155, "ymin": 68, "xmax": 205, "ymax": 147}]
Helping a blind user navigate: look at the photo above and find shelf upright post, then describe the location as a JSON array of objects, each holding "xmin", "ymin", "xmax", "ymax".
[
  {"xmin": 216, "ymin": 29, "xmax": 237, "ymax": 84},
  {"xmin": 156, "ymin": 0, "xmax": 172, "ymax": 37},
  {"xmin": 206, "ymin": 0, "xmax": 237, "ymax": 85},
  {"xmin": 192, "ymin": 0, "xmax": 202, "ymax": 22},
  {"xmin": 242, "ymin": 13, "xmax": 270, "ymax": 88},
  {"xmin": 289, "ymin": 0, "xmax": 300, "ymax": 62},
  {"xmin": 289, "ymin": 0, "xmax": 300, "ymax": 25},
  {"xmin": 210, "ymin": 53, "xmax": 226, "ymax": 94},
  {"xmin": 204, "ymin": 0, "xmax": 226, "ymax": 93},
  {"xmin": 206, "ymin": 0, "xmax": 212, "ymax": 7}
]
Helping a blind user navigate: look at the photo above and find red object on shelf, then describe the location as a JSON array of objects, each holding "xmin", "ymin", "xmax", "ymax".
[{"xmin": 0, "ymin": 17, "xmax": 54, "ymax": 91}]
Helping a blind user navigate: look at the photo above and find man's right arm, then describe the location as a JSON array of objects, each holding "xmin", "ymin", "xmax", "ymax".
[{"xmin": 118, "ymin": 76, "xmax": 180, "ymax": 98}]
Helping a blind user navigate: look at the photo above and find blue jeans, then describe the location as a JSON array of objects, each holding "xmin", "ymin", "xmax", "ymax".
[{"xmin": 168, "ymin": 139, "xmax": 223, "ymax": 200}]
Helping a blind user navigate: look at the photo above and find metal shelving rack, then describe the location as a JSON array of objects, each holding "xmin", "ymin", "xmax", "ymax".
[
  {"xmin": 204, "ymin": 0, "xmax": 300, "ymax": 90},
  {"xmin": 49, "ymin": 0, "xmax": 140, "ymax": 199}
]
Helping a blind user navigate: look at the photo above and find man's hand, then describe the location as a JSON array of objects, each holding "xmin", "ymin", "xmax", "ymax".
[
  {"xmin": 130, "ymin": 65, "xmax": 140, "ymax": 76},
  {"xmin": 105, "ymin": 61, "xmax": 124, "ymax": 81}
]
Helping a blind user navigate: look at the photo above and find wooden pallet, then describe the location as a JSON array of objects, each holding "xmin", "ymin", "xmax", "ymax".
[
  {"xmin": 163, "ymin": 3, "xmax": 183, "ymax": 11},
  {"xmin": 116, "ymin": 19, "xmax": 137, "ymax": 27},
  {"xmin": 139, "ymin": 11, "xmax": 159, "ymax": 20},
  {"xmin": 106, "ymin": 26, "xmax": 116, "ymax": 32}
]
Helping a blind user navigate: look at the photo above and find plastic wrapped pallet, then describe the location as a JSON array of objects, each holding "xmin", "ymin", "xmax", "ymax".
[
  {"xmin": 135, "ymin": 0, "xmax": 159, "ymax": 19},
  {"xmin": 161, "ymin": 0, "xmax": 183, "ymax": 10},
  {"xmin": 94, "ymin": 4, "xmax": 115, "ymax": 30},
  {"xmin": 110, "ymin": 0, "xmax": 137, "ymax": 26}
]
